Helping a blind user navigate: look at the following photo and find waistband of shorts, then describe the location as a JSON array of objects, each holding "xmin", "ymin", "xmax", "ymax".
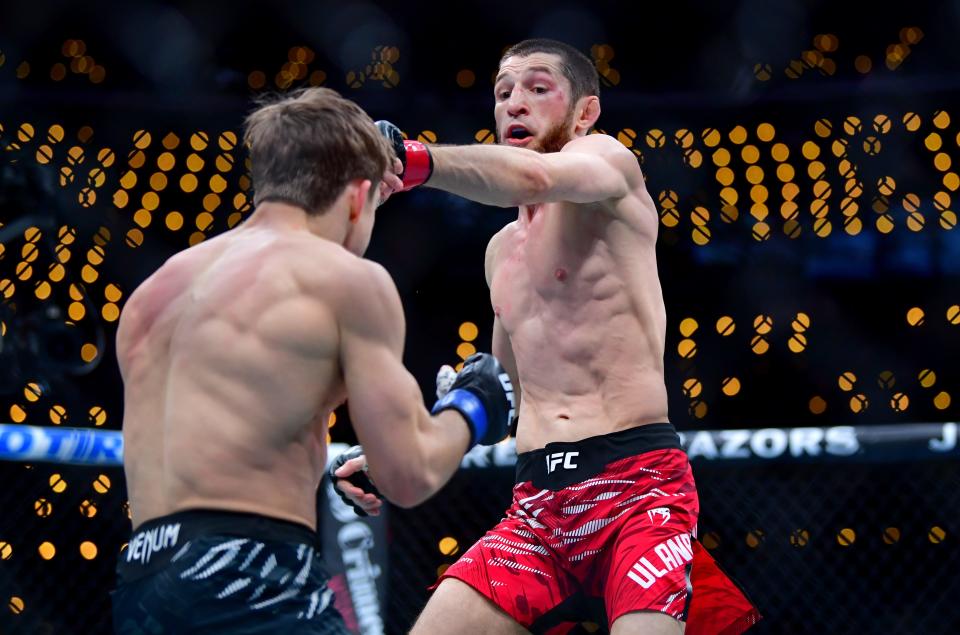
[
  {"xmin": 117, "ymin": 509, "xmax": 318, "ymax": 582},
  {"xmin": 515, "ymin": 423, "xmax": 682, "ymax": 490}
]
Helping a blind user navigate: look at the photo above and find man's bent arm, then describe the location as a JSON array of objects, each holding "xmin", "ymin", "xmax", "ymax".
[
  {"xmin": 337, "ymin": 261, "xmax": 471, "ymax": 508},
  {"xmin": 426, "ymin": 134, "xmax": 636, "ymax": 208}
]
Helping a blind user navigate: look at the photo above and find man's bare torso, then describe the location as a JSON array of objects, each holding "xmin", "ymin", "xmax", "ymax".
[
  {"xmin": 117, "ymin": 225, "xmax": 350, "ymax": 530},
  {"xmin": 488, "ymin": 187, "xmax": 668, "ymax": 453}
]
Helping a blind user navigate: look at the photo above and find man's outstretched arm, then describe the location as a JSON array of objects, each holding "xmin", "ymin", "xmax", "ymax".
[{"xmin": 425, "ymin": 134, "xmax": 636, "ymax": 208}]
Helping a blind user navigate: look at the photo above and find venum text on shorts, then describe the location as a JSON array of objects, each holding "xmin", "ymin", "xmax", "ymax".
[{"xmin": 127, "ymin": 523, "xmax": 181, "ymax": 565}]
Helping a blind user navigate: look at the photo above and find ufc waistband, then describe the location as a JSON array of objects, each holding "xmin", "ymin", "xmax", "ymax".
[
  {"xmin": 117, "ymin": 508, "xmax": 318, "ymax": 583},
  {"xmin": 515, "ymin": 423, "xmax": 682, "ymax": 490}
]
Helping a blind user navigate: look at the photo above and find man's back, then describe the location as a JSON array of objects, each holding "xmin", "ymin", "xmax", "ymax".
[{"xmin": 118, "ymin": 224, "xmax": 350, "ymax": 530}]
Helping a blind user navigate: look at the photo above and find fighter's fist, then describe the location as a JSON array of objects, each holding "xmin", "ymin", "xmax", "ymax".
[
  {"xmin": 432, "ymin": 353, "xmax": 515, "ymax": 448},
  {"xmin": 328, "ymin": 446, "xmax": 383, "ymax": 517},
  {"xmin": 436, "ymin": 364, "xmax": 457, "ymax": 399},
  {"xmin": 375, "ymin": 120, "xmax": 433, "ymax": 191}
]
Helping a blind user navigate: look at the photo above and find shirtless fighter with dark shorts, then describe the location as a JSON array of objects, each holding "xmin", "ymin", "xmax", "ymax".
[
  {"xmin": 111, "ymin": 88, "xmax": 514, "ymax": 634},
  {"xmin": 334, "ymin": 40, "xmax": 760, "ymax": 634}
]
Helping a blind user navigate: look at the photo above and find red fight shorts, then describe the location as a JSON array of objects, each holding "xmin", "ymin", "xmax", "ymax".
[{"xmin": 433, "ymin": 424, "xmax": 760, "ymax": 634}]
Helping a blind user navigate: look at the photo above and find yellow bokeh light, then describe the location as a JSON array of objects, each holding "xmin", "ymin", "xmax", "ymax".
[
  {"xmin": 80, "ymin": 541, "xmax": 98, "ymax": 559},
  {"xmin": 141, "ymin": 192, "xmax": 160, "ymax": 211},
  {"xmin": 157, "ymin": 152, "xmax": 176, "ymax": 172},
  {"xmin": 88, "ymin": 406, "xmax": 107, "ymax": 426},
  {"xmin": 24, "ymin": 382, "xmax": 42, "ymax": 402},
  {"xmin": 68, "ymin": 302, "xmax": 86, "ymax": 321},
  {"xmin": 756, "ymin": 123, "xmax": 775, "ymax": 142},
  {"xmin": 215, "ymin": 154, "xmax": 235, "ymax": 172},
  {"xmin": 918, "ymin": 369, "xmax": 936, "ymax": 388},
  {"xmin": 162, "ymin": 132, "xmax": 180, "ymax": 150},
  {"xmin": 925, "ymin": 133, "xmax": 942, "ymax": 152},
  {"xmin": 34, "ymin": 280, "xmax": 51, "ymax": 300},
  {"xmin": 81, "ymin": 343, "xmax": 98, "ymax": 363},
  {"xmin": 458, "ymin": 322, "xmax": 478, "ymax": 342},
  {"xmin": 771, "ymin": 143, "xmax": 789, "ymax": 162},
  {"xmin": 907, "ymin": 306, "xmax": 924, "ymax": 326},
  {"xmin": 93, "ymin": 474, "xmax": 111, "ymax": 494},
  {"xmin": 126, "ymin": 228, "xmax": 145, "ymax": 248},
  {"xmin": 132, "ymin": 130, "xmax": 152, "ymax": 150},
  {"xmin": 203, "ymin": 194, "xmax": 221, "ymax": 212},
  {"xmin": 102, "ymin": 303, "xmax": 120, "ymax": 322},
  {"xmin": 38, "ymin": 541, "xmax": 56, "ymax": 560},
  {"xmin": 119, "ymin": 170, "xmax": 137, "ymax": 190},
  {"xmin": 682, "ymin": 378, "xmax": 702, "ymax": 398},
  {"xmin": 150, "ymin": 172, "xmax": 168, "ymax": 191},
  {"xmin": 721, "ymin": 377, "xmax": 740, "ymax": 396},
  {"xmin": 195, "ymin": 212, "xmax": 214, "ymax": 231},
  {"xmin": 679, "ymin": 317, "xmax": 698, "ymax": 337},
  {"xmin": 180, "ymin": 173, "xmax": 199, "ymax": 192},
  {"xmin": 715, "ymin": 167, "xmax": 734, "ymax": 186},
  {"xmin": 81, "ymin": 265, "xmax": 98, "ymax": 284},
  {"xmin": 209, "ymin": 174, "xmax": 228, "ymax": 193},
  {"xmin": 728, "ymin": 125, "xmax": 747, "ymax": 144},
  {"xmin": 166, "ymin": 211, "xmax": 184, "ymax": 231},
  {"xmin": 190, "ymin": 132, "xmax": 209, "ymax": 151},
  {"xmin": 456, "ymin": 342, "xmax": 477, "ymax": 360},
  {"xmin": 711, "ymin": 148, "xmax": 730, "ymax": 167},
  {"xmin": 776, "ymin": 164, "xmax": 795, "ymax": 182},
  {"xmin": 49, "ymin": 405, "xmax": 67, "ymax": 425},
  {"xmin": 745, "ymin": 166, "xmax": 764, "ymax": 184},
  {"xmin": 808, "ymin": 396, "xmax": 826, "ymax": 414},
  {"xmin": 10, "ymin": 404, "xmax": 26, "ymax": 423},
  {"xmin": 133, "ymin": 209, "xmax": 152, "ymax": 228},
  {"xmin": 677, "ymin": 339, "xmax": 697, "ymax": 358},
  {"xmin": 438, "ymin": 537, "xmax": 459, "ymax": 556},
  {"xmin": 933, "ymin": 391, "xmax": 951, "ymax": 410},
  {"xmin": 186, "ymin": 154, "xmax": 205, "ymax": 172},
  {"xmin": 801, "ymin": 141, "xmax": 820, "ymax": 160},
  {"xmin": 104, "ymin": 283, "xmax": 122, "ymax": 302}
]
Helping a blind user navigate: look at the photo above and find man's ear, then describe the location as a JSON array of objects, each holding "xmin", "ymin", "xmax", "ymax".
[
  {"xmin": 575, "ymin": 96, "xmax": 601, "ymax": 135},
  {"xmin": 348, "ymin": 179, "xmax": 373, "ymax": 223}
]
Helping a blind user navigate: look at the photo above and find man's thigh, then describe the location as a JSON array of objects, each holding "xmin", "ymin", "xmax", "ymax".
[
  {"xmin": 412, "ymin": 578, "xmax": 530, "ymax": 635},
  {"xmin": 610, "ymin": 610, "xmax": 684, "ymax": 635}
]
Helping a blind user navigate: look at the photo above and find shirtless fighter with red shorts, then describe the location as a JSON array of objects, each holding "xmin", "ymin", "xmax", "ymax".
[{"xmin": 335, "ymin": 40, "xmax": 760, "ymax": 634}]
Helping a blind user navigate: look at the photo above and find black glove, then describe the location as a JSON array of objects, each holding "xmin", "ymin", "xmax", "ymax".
[
  {"xmin": 431, "ymin": 353, "xmax": 515, "ymax": 448},
  {"xmin": 328, "ymin": 445, "xmax": 381, "ymax": 517},
  {"xmin": 375, "ymin": 120, "xmax": 433, "ymax": 191}
]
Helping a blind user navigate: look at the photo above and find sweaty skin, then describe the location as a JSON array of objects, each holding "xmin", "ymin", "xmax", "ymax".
[
  {"xmin": 118, "ymin": 185, "xmax": 471, "ymax": 530},
  {"xmin": 117, "ymin": 226, "xmax": 346, "ymax": 529},
  {"xmin": 431, "ymin": 52, "xmax": 668, "ymax": 453},
  {"xmin": 486, "ymin": 190, "xmax": 667, "ymax": 453}
]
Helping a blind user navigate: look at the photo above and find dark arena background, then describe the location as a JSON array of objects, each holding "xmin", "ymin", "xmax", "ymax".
[{"xmin": 1, "ymin": 0, "xmax": 959, "ymax": 633}]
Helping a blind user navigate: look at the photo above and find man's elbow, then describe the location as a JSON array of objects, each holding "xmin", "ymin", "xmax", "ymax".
[{"xmin": 510, "ymin": 158, "xmax": 553, "ymax": 206}]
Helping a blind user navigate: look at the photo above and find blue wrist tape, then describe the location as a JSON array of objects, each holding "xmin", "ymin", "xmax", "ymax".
[{"xmin": 431, "ymin": 388, "xmax": 488, "ymax": 448}]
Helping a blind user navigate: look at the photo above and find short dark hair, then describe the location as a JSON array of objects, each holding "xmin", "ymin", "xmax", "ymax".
[
  {"xmin": 500, "ymin": 39, "xmax": 600, "ymax": 106},
  {"xmin": 244, "ymin": 88, "xmax": 392, "ymax": 214}
]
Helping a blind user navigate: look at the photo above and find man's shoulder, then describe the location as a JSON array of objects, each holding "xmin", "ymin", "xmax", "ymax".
[{"xmin": 561, "ymin": 132, "xmax": 633, "ymax": 158}]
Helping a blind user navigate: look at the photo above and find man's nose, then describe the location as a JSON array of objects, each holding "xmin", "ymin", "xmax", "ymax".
[{"xmin": 506, "ymin": 92, "xmax": 529, "ymax": 117}]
